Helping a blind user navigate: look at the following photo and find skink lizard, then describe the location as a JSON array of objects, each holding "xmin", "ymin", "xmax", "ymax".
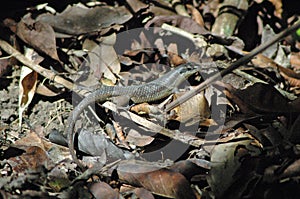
[{"xmin": 66, "ymin": 62, "xmax": 201, "ymax": 169}]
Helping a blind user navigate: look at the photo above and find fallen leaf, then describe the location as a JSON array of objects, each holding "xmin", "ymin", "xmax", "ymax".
[
  {"xmin": 89, "ymin": 182, "xmax": 119, "ymax": 199},
  {"xmin": 290, "ymin": 52, "xmax": 300, "ymax": 69},
  {"xmin": 230, "ymin": 83, "xmax": 291, "ymax": 113},
  {"xmin": 0, "ymin": 57, "xmax": 10, "ymax": 77},
  {"xmin": 207, "ymin": 131, "xmax": 262, "ymax": 198},
  {"xmin": 170, "ymin": 159, "xmax": 211, "ymax": 180},
  {"xmin": 116, "ymin": 160, "xmax": 196, "ymax": 198},
  {"xmin": 169, "ymin": 91, "xmax": 211, "ymax": 126},
  {"xmin": 6, "ymin": 14, "xmax": 60, "ymax": 61},
  {"xmin": 252, "ymin": 54, "xmax": 300, "ymax": 87},
  {"xmin": 18, "ymin": 48, "xmax": 40, "ymax": 127},
  {"xmin": 36, "ymin": 83, "xmax": 63, "ymax": 97},
  {"xmin": 268, "ymin": 0, "xmax": 283, "ymax": 18},
  {"xmin": 77, "ymin": 129, "xmax": 132, "ymax": 168},
  {"xmin": 130, "ymin": 188, "xmax": 155, "ymax": 199},
  {"xmin": 186, "ymin": 4, "xmax": 205, "ymax": 27},
  {"xmin": 8, "ymin": 131, "xmax": 54, "ymax": 172},
  {"xmin": 37, "ymin": 3, "xmax": 132, "ymax": 36},
  {"xmin": 126, "ymin": 0, "xmax": 149, "ymax": 13},
  {"xmin": 81, "ymin": 34, "xmax": 120, "ymax": 84},
  {"xmin": 8, "ymin": 146, "xmax": 50, "ymax": 172},
  {"xmin": 125, "ymin": 129, "xmax": 155, "ymax": 147}
]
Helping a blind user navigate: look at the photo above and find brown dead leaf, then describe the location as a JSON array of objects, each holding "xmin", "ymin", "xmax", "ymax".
[
  {"xmin": 116, "ymin": 160, "xmax": 196, "ymax": 198},
  {"xmin": 170, "ymin": 159, "xmax": 211, "ymax": 180},
  {"xmin": 268, "ymin": 0, "xmax": 283, "ymax": 18},
  {"xmin": 130, "ymin": 102, "xmax": 152, "ymax": 115},
  {"xmin": 37, "ymin": 3, "xmax": 132, "ymax": 36},
  {"xmin": 0, "ymin": 59, "xmax": 9, "ymax": 77},
  {"xmin": 150, "ymin": 6, "xmax": 177, "ymax": 16},
  {"xmin": 228, "ymin": 83, "xmax": 291, "ymax": 113},
  {"xmin": 14, "ymin": 131, "xmax": 44, "ymax": 150},
  {"xmin": 125, "ymin": 130, "xmax": 155, "ymax": 147},
  {"xmin": 252, "ymin": 54, "xmax": 300, "ymax": 87},
  {"xmin": 9, "ymin": 131, "xmax": 53, "ymax": 172},
  {"xmin": 89, "ymin": 182, "xmax": 119, "ymax": 199},
  {"xmin": 170, "ymin": 91, "xmax": 212, "ymax": 126},
  {"xmin": 186, "ymin": 4, "xmax": 205, "ymax": 27},
  {"xmin": 11, "ymin": 130, "xmax": 71, "ymax": 168},
  {"xmin": 5, "ymin": 14, "xmax": 60, "ymax": 61},
  {"xmin": 126, "ymin": 0, "xmax": 149, "ymax": 14},
  {"xmin": 125, "ymin": 0, "xmax": 176, "ymax": 17},
  {"xmin": 0, "ymin": 36, "xmax": 22, "ymax": 76},
  {"xmin": 290, "ymin": 52, "xmax": 300, "ymax": 70},
  {"xmin": 8, "ymin": 146, "xmax": 51, "ymax": 173},
  {"xmin": 167, "ymin": 43, "xmax": 186, "ymax": 66},
  {"xmin": 36, "ymin": 83, "xmax": 63, "ymax": 97},
  {"xmin": 278, "ymin": 159, "xmax": 300, "ymax": 180},
  {"xmin": 131, "ymin": 188, "xmax": 155, "ymax": 199},
  {"xmin": 82, "ymin": 34, "xmax": 120, "ymax": 84},
  {"xmin": 18, "ymin": 48, "xmax": 40, "ymax": 126},
  {"xmin": 207, "ymin": 132, "xmax": 262, "ymax": 198}
]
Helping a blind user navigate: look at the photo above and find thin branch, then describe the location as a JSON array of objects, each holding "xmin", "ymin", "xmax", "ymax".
[
  {"xmin": 164, "ymin": 19, "xmax": 300, "ymax": 112},
  {"xmin": 102, "ymin": 101, "xmax": 207, "ymax": 147},
  {"xmin": 0, "ymin": 39, "xmax": 74, "ymax": 90}
]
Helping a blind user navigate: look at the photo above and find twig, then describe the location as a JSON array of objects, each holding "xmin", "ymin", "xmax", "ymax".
[
  {"xmin": 164, "ymin": 19, "xmax": 300, "ymax": 112},
  {"xmin": 102, "ymin": 101, "xmax": 206, "ymax": 147},
  {"xmin": 162, "ymin": 23, "xmax": 207, "ymax": 48},
  {"xmin": 0, "ymin": 39, "xmax": 103, "ymax": 128},
  {"xmin": 0, "ymin": 39, "xmax": 74, "ymax": 90}
]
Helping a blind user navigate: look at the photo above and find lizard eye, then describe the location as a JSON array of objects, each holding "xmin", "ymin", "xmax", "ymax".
[
  {"xmin": 178, "ymin": 63, "xmax": 196, "ymax": 76},
  {"xmin": 186, "ymin": 63, "xmax": 196, "ymax": 70}
]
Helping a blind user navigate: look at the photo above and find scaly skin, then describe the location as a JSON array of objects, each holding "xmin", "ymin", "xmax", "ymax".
[{"xmin": 66, "ymin": 63, "xmax": 200, "ymax": 170}]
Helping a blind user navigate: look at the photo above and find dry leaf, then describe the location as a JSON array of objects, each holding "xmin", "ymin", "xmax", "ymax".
[
  {"xmin": 36, "ymin": 83, "xmax": 63, "ymax": 97},
  {"xmin": 77, "ymin": 129, "xmax": 132, "ymax": 168},
  {"xmin": 130, "ymin": 188, "xmax": 155, "ymax": 199},
  {"xmin": 167, "ymin": 43, "xmax": 186, "ymax": 66},
  {"xmin": 268, "ymin": 0, "xmax": 283, "ymax": 18},
  {"xmin": 0, "ymin": 57, "xmax": 10, "ymax": 77},
  {"xmin": 230, "ymin": 83, "xmax": 291, "ymax": 113},
  {"xmin": 8, "ymin": 146, "xmax": 50, "ymax": 172},
  {"xmin": 89, "ymin": 182, "xmax": 119, "ymax": 199},
  {"xmin": 18, "ymin": 48, "xmax": 40, "ymax": 127},
  {"xmin": 186, "ymin": 4, "xmax": 205, "ymax": 27},
  {"xmin": 13, "ymin": 131, "xmax": 44, "ymax": 150},
  {"xmin": 290, "ymin": 52, "xmax": 300, "ymax": 69},
  {"xmin": 169, "ymin": 91, "xmax": 211, "ymax": 126},
  {"xmin": 116, "ymin": 160, "xmax": 196, "ymax": 198},
  {"xmin": 126, "ymin": 0, "xmax": 149, "ymax": 13},
  {"xmin": 9, "ymin": 132, "xmax": 53, "ymax": 172},
  {"xmin": 6, "ymin": 14, "xmax": 60, "ymax": 61},
  {"xmin": 125, "ymin": 130, "xmax": 155, "ymax": 147},
  {"xmin": 37, "ymin": 3, "xmax": 132, "ymax": 36},
  {"xmin": 82, "ymin": 34, "xmax": 120, "ymax": 84},
  {"xmin": 207, "ymin": 132, "xmax": 262, "ymax": 198},
  {"xmin": 252, "ymin": 54, "xmax": 300, "ymax": 87}
]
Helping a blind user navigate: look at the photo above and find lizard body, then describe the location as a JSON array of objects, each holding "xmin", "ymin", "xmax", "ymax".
[{"xmin": 66, "ymin": 63, "xmax": 201, "ymax": 169}]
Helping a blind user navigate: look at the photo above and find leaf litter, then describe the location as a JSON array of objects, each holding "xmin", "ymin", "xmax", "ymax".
[{"xmin": 0, "ymin": 1, "xmax": 300, "ymax": 198}]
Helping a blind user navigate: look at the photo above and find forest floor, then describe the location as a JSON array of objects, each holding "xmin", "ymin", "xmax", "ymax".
[{"xmin": 1, "ymin": 1, "xmax": 300, "ymax": 199}]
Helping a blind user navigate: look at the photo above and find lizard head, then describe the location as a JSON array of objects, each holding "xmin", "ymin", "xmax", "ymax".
[{"xmin": 178, "ymin": 62, "xmax": 200, "ymax": 78}]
